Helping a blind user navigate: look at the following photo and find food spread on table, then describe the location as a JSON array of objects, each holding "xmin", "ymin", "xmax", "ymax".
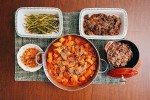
[{"xmin": 15, "ymin": 8, "xmax": 141, "ymax": 90}]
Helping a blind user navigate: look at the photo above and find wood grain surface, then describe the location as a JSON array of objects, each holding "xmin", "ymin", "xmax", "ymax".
[{"xmin": 0, "ymin": 0, "xmax": 150, "ymax": 100}]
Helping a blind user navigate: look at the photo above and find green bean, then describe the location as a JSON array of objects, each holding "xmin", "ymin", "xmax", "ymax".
[{"xmin": 24, "ymin": 14, "xmax": 59, "ymax": 34}]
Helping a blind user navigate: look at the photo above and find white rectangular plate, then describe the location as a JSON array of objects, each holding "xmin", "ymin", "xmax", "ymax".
[
  {"xmin": 79, "ymin": 8, "xmax": 128, "ymax": 40},
  {"xmin": 15, "ymin": 7, "xmax": 63, "ymax": 38}
]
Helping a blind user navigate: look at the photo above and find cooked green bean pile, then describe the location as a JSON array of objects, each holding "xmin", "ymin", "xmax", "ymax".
[{"xmin": 24, "ymin": 14, "xmax": 59, "ymax": 34}]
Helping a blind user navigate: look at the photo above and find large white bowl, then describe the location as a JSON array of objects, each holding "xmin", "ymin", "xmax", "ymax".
[
  {"xmin": 79, "ymin": 8, "xmax": 128, "ymax": 40},
  {"xmin": 15, "ymin": 7, "xmax": 63, "ymax": 38},
  {"xmin": 17, "ymin": 44, "xmax": 43, "ymax": 72}
]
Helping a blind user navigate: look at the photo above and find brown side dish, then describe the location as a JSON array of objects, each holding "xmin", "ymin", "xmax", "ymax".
[
  {"xmin": 107, "ymin": 42, "xmax": 133, "ymax": 68},
  {"xmin": 83, "ymin": 13, "xmax": 121, "ymax": 35},
  {"xmin": 46, "ymin": 35, "xmax": 97, "ymax": 86},
  {"xmin": 21, "ymin": 48, "xmax": 40, "ymax": 67}
]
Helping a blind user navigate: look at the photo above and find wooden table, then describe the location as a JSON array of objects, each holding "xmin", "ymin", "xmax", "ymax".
[{"xmin": 0, "ymin": 0, "xmax": 150, "ymax": 100}]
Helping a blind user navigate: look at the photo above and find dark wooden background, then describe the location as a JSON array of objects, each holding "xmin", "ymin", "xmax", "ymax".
[{"xmin": 0, "ymin": 0, "xmax": 150, "ymax": 100}]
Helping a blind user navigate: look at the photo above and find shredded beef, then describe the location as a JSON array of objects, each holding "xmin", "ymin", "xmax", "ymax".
[{"xmin": 83, "ymin": 13, "xmax": 121, "ymax": 36}]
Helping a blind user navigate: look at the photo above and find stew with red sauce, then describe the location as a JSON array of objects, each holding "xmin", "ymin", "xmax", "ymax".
[{"xmin": 46, "ymin": 35, "xmax": 97, "ymax": 86}]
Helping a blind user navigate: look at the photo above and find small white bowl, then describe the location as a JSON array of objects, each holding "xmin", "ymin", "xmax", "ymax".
[
  {"xmin": 79, "ymin": 8, "xmax": 128, "ymax": 40},
  {"xmin": 15, "ymin": 7, "xmax": 63, "ymax": 38},
  {"xmin": 17, "ymin": 44, "xmax": 43, "ymax": 72}
]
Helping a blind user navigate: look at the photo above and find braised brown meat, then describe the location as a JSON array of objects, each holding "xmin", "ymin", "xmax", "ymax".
[
  {"xmin": 83, "ymin": 13, "xmax": 121, "ymax": 35},
  {"xmin": 107, "ymin": 42, "xmax": 133, "ymax": 67}
]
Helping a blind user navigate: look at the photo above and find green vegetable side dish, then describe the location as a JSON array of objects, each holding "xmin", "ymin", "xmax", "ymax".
[{"xmin": 24, "ymin": 14, "xmax": 59, "ymax": 34}]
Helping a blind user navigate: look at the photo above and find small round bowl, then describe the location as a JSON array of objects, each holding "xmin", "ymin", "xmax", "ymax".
[
  {"xmin": 17, "ymin": 44, "xmax": 43, "ymax": 72},
  {"xmin": 105, "ymin": 40, "xmax": 140, "ymax": 82}
]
